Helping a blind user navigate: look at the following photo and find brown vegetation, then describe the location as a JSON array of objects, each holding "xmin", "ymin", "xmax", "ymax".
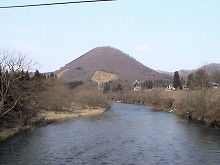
[
  {"xmin": 110, "ymin": 89, "xmax": 220, "ymax": 128},
  {"xmin": 0, "ymin": 82, "xmax": 110, "ymax": 142},
  {"xmin": 0, "ymin": 50, "xmax": 37, "ymax": 128},
  {"xmin": 177, "ymin": 89, "xmax": 220, "ymax": 126},
  {"xmin": 72, "ymin": 87, "xmax": 110, "ymax": 110},
  {"xmin": 0, "ymin": 50, "xmax": 110, "ymax": 142},
  {"xmin": 36, "ymin": 77, "xmax": 72, "ymax": 112},
  {"xmin": 108, "ymin": 89, "xmax": 173, "ymax": 108}
]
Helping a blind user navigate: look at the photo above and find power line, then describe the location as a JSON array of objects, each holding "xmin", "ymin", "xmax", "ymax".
[{"xmin": 0, "ymin": 0, "xmax": 118, "ymax": 9}]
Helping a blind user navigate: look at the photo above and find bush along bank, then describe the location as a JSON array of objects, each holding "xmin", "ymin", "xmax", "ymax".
[
  {"xmin": 108, "ymin": 89, "xmax": 220, "ymax": 128},
  {"xmin": 108, "ymin": 90, "xmax": 174, "ymax": 110},
  {"xmin": 176, "ymin": 89, "xmax": 220, "ymax": 128}
]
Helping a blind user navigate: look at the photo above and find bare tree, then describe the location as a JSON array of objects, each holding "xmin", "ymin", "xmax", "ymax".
[
  {"xmin": 0, "ymin": 50, "xmax": 35, "ymax": 127},
  {"xmin": 37, "ymin": 77, "xmax": 72, "ymax": 112},
  {"xmin": 187, "ymin": 69, "xmax": 210, "ymax": 90}
]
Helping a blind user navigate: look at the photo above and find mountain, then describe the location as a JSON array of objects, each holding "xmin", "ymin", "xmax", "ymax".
[
  {"xmin": 178, "ymin": 69, "xmax": 193, "ymax": 77},
  {"xmin": 157, "ymin": 69, "xmax": 193, "ymax": 79},
  {"xmin": 55, "ymin": 46, "xmax": 171, "ymax": 83},
  {"xmin": 201, "ymin": 63, "xmax": 220, "ymax": 74},
  {"xmin": 177, "ymin": 63, "xmax": 220, "ymax": 78},
  {"xmin": 156, "ymin": 70, "xmax": 172, "ymax": 75}
]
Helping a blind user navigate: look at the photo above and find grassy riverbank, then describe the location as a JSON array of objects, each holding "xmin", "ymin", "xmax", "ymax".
[
  {"xmin": 108, "ymin": 89, "xmax": 220, "ymax": 128},
  {"xmin": 0, "ymin": 107, "xmax": 106, "ymax": 142}
]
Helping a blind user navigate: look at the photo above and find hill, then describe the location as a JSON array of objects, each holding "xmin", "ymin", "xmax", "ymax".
[
  {"xmin": 55, "ymin": 46, "xmax": 171, "ymax": 83},
  {"xmin": 201, "ymin": 63, "xmax": 220, "ymax": 74},
  {"xmin": 177, "ymin": 63, "xmax": 220, "ymax": 78}
]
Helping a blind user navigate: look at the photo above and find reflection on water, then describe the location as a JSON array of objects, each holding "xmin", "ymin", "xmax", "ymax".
[{"xmin": 1, "ymin": 103, "xmax": 220, "ymax": 165}]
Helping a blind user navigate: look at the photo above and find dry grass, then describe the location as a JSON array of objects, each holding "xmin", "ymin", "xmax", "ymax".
[
  {"xmin": 0, "ymin": 124, "xmax": 33, "ymax": 142},
  {"xmin": 72, "ymin": 87, "xmax": 110, "ymax": 109},
  {"xmin": 155, "ymin": 89, "xmax": 220, "ymax": 125},
  {"xmin": 0, "ymin": 128, "xmax": 21, "ymax": 142},
  {"xmin": 109, "ymin": 88, "xmax": 220, "ymax": 127},
  {"xmin": 41, "ymin": 108, "xmax": 105, "ymax": 121},
  {"xmin": 161, "ymin": 88, "xmax": 220, "ymax": 99},
  {"xmin": 108, "ymin": 89, "xmax": 169, "ymax": 106},
  {"xmin": 0, "ymin": 107, "xmax": 106, "ymax": 142},
  {"xmin": 159, "ymin": 90, "xmax": 189, "ymax": 99},
  {"xmin": 177, "ymin": 89, "xmax": 220, "ymax": 125}
]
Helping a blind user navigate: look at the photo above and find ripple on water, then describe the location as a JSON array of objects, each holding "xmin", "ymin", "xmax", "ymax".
[{"xmin": 1, "ymin": 103, "xmax": 220, "ymax": 165}]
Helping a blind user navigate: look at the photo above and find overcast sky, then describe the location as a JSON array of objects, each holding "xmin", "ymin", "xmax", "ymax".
[{"xmin": 1, "ymin": 0, "xmax": 220, "ymax": 72}]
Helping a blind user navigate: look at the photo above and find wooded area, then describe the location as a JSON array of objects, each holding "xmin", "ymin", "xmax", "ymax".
[{"xmin": 0, "ymin": 50, "xmax": 109, "ymax": 131}]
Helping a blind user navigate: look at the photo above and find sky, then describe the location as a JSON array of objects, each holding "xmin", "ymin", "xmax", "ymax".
[{"xmin": 1, "ymin": 0, "xmax": 220, "ymax": 72}]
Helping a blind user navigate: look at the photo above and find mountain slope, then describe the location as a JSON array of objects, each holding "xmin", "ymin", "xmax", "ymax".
[
  {"xmin": 201, "ymin": 63, "xmax": 220, "ymax": 74},
  {"xmin": 55, "ymin": 46, "xmax": 171, "ymax": 82},
  {"xmin": 177, "ymin": 63, "xmax": 220, "ymax": 78}
]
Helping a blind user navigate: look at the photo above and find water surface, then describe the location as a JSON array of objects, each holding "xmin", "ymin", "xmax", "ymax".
[{"xmin": 1, "ymin": 102, "xmax": 220, "ymax": 164}]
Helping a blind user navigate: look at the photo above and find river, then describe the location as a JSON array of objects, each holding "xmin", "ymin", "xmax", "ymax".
[{"xmin": 1, "ymin": 102, "xmax": 220, "ymax": 165}]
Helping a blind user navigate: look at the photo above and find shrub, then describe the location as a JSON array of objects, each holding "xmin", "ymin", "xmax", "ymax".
[
  {"xmin": 36, "ymin": 77, "xmax": 72, "ymax": 112},
  {"xmin": 177, "ymin": 89, "xmax": 220, "ymax": 125},
  {"xmin": 73, "ymin": 88, "xmax": 110, "ymax": 109}
]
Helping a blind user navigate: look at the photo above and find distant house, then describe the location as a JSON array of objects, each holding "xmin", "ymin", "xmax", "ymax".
[
  {"xmin": 210, "ymin": 82, "xmax": 219, "ymax": 89},
  {"xmin": 161, "ymin": 84, "xmax": 168, "ymax": 89},
  {"xmin": 168, "ymin": 84, "xmax": 176, "ymax": 90},
  {"xmin": 133, "ymin": 80, "xmax": 145, "ymax": 91},
  {"xmin": 162, "ymin": 84, "xmax": 176, "ymax": 91}
]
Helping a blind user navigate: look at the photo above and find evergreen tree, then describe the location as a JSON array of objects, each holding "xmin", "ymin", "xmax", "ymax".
[
  {"xmin": 33, "ymin": 70, "xmax": 41, "ymax": 79},
  {"xmin": 173, "ymin": 71, "xmax": 182, "ymax": 89},
  {"xmin": 103, "ymin": 82, "xmax": 110, "ymax": 93},
  {"xmin": 67, "ymin": 81, "xmax": 83, "ymax": 89},
  {"xmin": 186, "ymin": 73, "xmax": 194, "ymax": 89},
  {"xmin": 116, "ymin": 83, "xmax": 123, "ymax": 92},
  {"xmin": 145, "ymin": 80, "xmax": 153, "ymax": 89}
]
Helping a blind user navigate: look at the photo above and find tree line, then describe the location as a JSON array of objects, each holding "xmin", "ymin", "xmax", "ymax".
[
  {"xmin": 0, "ymin": 51, "xmax": 61, "ymax": 128},
  {"xmin": 173, "ymin": 69, "xmax": 220, "ymax": 90},
  {"xmin": 0, "ymin": 50, "xmax": 109, "ymax": 130}
]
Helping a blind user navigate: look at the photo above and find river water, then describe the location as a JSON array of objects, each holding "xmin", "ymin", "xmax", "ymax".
[{"xmin": 1, "ymin": 102, "xmax": 220, "ymax": 165}]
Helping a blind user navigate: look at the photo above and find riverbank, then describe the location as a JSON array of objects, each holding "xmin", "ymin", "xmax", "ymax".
[
  {"xmin": 108, "ymin": 89, "xmax": 220, "ymax": 128},
  {"xmin": 41, "ymin": 108, "xmax": 106, "ymax": 121},
  {"xmin": 0, "ymin": 108, "xmax": 106, "ymax": 142}
]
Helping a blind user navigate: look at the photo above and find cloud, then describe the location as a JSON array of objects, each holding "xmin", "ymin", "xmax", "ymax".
[{"xmin": 135, "ymin": 44, "xmax": 152, "ymax": 52}]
